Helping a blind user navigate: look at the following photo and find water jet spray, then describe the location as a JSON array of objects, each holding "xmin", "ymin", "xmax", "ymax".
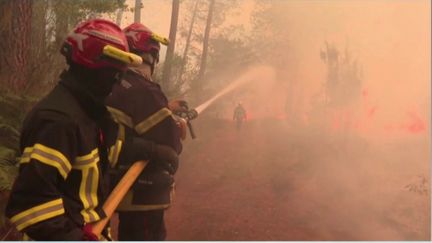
[{"xmin": 194, "ymin": 65, "xmax": 276, "ymax": 114}]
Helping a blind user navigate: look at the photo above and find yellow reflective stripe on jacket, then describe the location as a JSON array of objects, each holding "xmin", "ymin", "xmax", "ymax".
[
  {"xmin": 74, "ymin": 149, "xmax": 99, "ymax": 170},
  {"xmin": 108, "ymin": 140, "xmax": 123, "ymax": 168},
  {"xmin": 20, "ymin": 144, "xmax": 72, "ymax": 179},
  {"xmin": 108, "ymin": 142, "xmax": 119, "ymax": 167},
  {"xmin": 79, "ymin": 166, "xmax": 100, "ymax": 223},
  {"xmin": 109, "ymin": 124, "xmax": 124, "ymax": 168},
  {"xmin": 116, "ymin": 191, "xmax": 171, "ymax": 211},
  {"xmin": 10, "ymin": 198, "xmax": 65, "ymax": 231},
  {"xmin": 135, "ymin": 108, "xmax": 172, "ymax": 135},
  {"xmin": 106, "ymin": 106, "xmax": 134, "ymax": 129},
  {"xmin": 22, "ymin": 234, "xmax": 31, "ymax": 240},
  {"xmin": 117, "ymin": 122, "xmax": 125, "ymax": 141}
]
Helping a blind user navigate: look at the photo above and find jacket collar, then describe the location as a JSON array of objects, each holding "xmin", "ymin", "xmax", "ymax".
[
  {"xmin": 129, "ymin": 67, "xmax": 153, "ymax": 82},
  {"xmin": 59, "ymin": 70, "xmax": 110, "ymax": 123}
]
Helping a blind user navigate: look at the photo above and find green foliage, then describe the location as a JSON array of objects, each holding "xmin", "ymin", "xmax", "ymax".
[
  {"xmin": 0, "ymin": 93, "xmax": 38, "ymax": 135},
  {"xmin": 171, "ymin": 0, "xmax": 255, "ymax": 99},
  {"xmin": 0, "ymin": 147, "xmax": 15, "ymax": 162},
  {"xmin": 52, "ymin": 0, "xmax": 124, "ymax": 19},
  {"xmin": 0, "ymin": 0, "xmax": 125, "ymax": 95},
  {"xmin": 0, "ymin": 151, "xmax": 17, "ymax": 192},
  {"xmin": 208, "ymin": 34, "xmax": 255, "ymax": 72},
  {"xmin": 0, "ymin": 93, "xmax": 33, "ymax": 189},
  {"xmin": 0, "ymin": 93, "xmax": 35, "ymax": 233}
]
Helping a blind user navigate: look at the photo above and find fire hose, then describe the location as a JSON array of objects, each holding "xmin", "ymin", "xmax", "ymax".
[{"xmin": 90, "ymin": 160, "xmax": 148, "ymax": 237}]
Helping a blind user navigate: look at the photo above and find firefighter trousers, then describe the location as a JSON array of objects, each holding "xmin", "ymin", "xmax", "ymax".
[{"xmin": 118, "ymin": 210, "xmax": 166, "ymax": 241}]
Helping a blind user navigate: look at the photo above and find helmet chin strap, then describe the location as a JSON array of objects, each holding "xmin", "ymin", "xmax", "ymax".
[{"xmin": 141, "ymin": 53, "xmax": 157, "ymax": 75}]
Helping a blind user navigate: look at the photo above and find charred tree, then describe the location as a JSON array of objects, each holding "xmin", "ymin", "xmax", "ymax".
[
  {"xmin": 177, "ymin": 0, "xmax": 199, "ymax": 83},
  {"xmin": 161, "ymin": 0, "xmax": 180, "ymax": 92},
  {"xmin": 196, "ymin": 0, "xmax": 215, "ymax": 91},
  {"xmin": 134, "ymin": 0, "xmax": 142, "ymax": 23}
]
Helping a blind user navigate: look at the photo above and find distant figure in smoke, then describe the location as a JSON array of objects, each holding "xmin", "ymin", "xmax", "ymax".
[{"xmin": 233, "ymin": 102, "xmax": 247, "ymax": 130}]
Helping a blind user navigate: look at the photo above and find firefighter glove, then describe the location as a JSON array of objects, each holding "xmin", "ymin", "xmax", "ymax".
[
  {"xmin": 81, "ymin": 224, "xmax": 99, "ymax": 241},
  {"xmin": 122, "ymin": 137, "xmax": 179, "ymax": 175},
  {"xmin": 150, "ymin": 143, "xmax": 179, "ymax": 175}
]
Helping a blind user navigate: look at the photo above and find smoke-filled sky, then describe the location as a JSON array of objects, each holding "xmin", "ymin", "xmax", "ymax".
[
  {"xmin": 120, "ymin": 0, "xmax": 430, "ymax": 138},
  {"xmin": 281, "ymin": 0, "xmax": 431, "ymax": 110},
  {"xmin": 256, "ymin": 0, "xmax": 431, "ymax": 140}
]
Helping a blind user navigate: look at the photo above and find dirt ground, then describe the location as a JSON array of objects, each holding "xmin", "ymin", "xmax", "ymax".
[
  {"xmin": 160, "ymin": 118, "xmax": 430, "ymax": 241},
  {"xmin": 0, "ymin": 117, "xmax": 429, "ymax": 241}
]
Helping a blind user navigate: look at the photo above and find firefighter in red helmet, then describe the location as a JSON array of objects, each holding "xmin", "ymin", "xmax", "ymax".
[
  {"xmin": 106, "ymin": 22, "xmax": 185, "ymax": 240},
  {"xmin": 5, "ymin": 19, "xmax": 178, "ymax": 241}
]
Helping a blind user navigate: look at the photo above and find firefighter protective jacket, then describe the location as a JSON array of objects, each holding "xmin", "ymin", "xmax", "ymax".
[
  {"xmin": 5, "ymin": 71, "xmax": 123, "ymax": 240},
  {"xmin": 106, "ymin": 68, "xmax": 182, "ymax": 210}
]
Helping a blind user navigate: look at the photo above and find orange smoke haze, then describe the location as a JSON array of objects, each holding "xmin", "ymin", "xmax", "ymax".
[
  {"xmin": 116, "ymin": 1, "xmax": 431, "ymax": 240},
  {"xmin": 287, "ymin": 0, "xmax": 430, "ymax": 139},
  {"xmin": 205, "ymin": 0, "xmax": 430, "ymax": 141}
]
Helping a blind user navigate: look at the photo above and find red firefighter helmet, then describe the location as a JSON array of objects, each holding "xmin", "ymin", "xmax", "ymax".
[
  {"xmin": 61, "ymin": 19, "xmax": 132, "ymax": 71},
  {"xmin": 123, "ymin": 23, "xmax": 169, "ymax": 59}
]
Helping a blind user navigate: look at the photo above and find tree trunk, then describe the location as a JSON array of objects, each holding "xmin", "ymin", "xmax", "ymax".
[
  {"xmin": 161, "ymin": 0, "xmax": 180, "ymax": 92},
  {"xmin": 196, "ymin": 0, "xmax": 215, "ymax": 90},
  {"xmin": 177, "ymin": 0, "xmax": 199, "ymax": 82},
  {"xmin": 54, "ymin": 1, "xmax": 69, "ymax": 49},
  {"xmin": 116, "ymin": 8, "xmax": 124, "ymax": 26},
  {"xmin": 24, "ymin": 0, "xmax": 48, "ymax": 93},
  {"xmin": 0, "ymin": 0, "xmax": 13, "ymax": 90},
  {"xmin": 31, "ymin": 0, "xmax": 47, "ymax": 54},
  {"xmin": 134, "ymin": 0, "xmax": 142, "ymax": 23},
  {"xmin": 6, "ymin": 0, "xmax": 32, "ymax": 93}
]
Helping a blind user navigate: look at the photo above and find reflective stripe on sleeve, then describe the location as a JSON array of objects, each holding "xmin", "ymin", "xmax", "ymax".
[
  {"xmin": 79, "ymin": 166, "xmax": 100, "ymax": 223},
  {"xmin": 74, "ymin": 148, "xmax": 99, "ymax": 170},
  {"xmin": 108, "ymin": 123, "xmax": 124, "ymax": 168},
  {"xmin": 10, "ymin": 198, "xmax": 65, "ymax": 231},
  {"xmin": 108, "ymin": 140, "xmax": 123, "ymax": 168},
  {"xmin": 134, "ymin": 108, "xmax": 172, "ymax": 135},
  {"xmin": 20, "ymin": 144, "xmax": 72, "ymax": 179},
  {"xmin": 106, "ymin": 106, "xmax": 134, "ymax": 129}
]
